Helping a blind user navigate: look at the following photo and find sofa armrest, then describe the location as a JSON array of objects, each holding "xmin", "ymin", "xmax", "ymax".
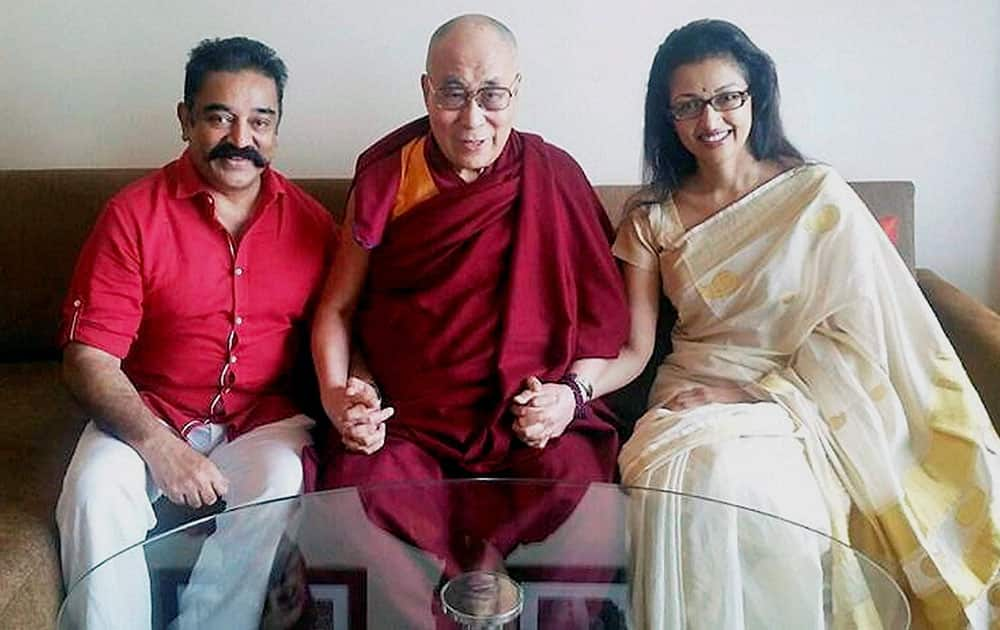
[{"xmin": 916, "ymin": 268, "xmax": 1000, "ymax": 429}]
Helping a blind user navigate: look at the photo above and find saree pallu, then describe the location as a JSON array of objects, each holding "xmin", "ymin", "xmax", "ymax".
[{"xmin": 614, "ymin": 164, "xmax": 1000, "ymax": 629}]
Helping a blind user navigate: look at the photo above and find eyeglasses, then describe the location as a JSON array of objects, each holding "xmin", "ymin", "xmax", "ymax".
[
  {"xmin": 669, "ymin": 89, "xmax": 751, "ymax": 121},
  {"xmin": 428, "ymin": 75, "xmax": 521, "ymax": 111}
]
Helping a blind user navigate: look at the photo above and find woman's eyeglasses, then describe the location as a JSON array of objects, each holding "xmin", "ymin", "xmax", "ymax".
[{"xmin": 669, "ymin": 89, "xmax": 751, "ymax": 121}]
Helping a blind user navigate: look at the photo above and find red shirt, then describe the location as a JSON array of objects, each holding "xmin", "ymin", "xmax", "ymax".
[{"xmin": 59, "ymin": 150, "xmax": 336, "ymax": 437}]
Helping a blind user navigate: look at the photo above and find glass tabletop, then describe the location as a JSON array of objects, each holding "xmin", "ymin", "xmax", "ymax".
[{"xmin": 59, "ymin": 479, "xmax": 909, "ymax": 629}]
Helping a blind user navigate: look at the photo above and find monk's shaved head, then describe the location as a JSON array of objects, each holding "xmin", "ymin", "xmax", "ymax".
[
  {"xmin": 421, "ymin": 13, "xmax": 521, "ymax": 182},
  {"xmin": 425, "ymin": 14, "xmax": 518, "ymax": 73}
]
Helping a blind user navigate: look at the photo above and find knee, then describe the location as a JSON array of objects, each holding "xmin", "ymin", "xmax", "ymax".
[
  {"xmin": 57, "ymin": 456, "xmax": 152, "ymax": 537},
  {"xmin": 686, "ymin": 443, "xmax": 742, "ymax": 491},
  {"xmin": 231, "ymin": 451, "xmax": 305, "ymax": 504},
  {"xmin": 320, "ymin": 438, "xmax": 439, "ymax": 489},
  {"xmin": 521, "ymin": 433, "xmax": 616, "ymax": 483},
  {"xmin": 322, "ymin": 449, "xmax": 388, "ymax": 489},
  {"xmin": 60, "ymin": 444, "xmax": 145, "ymax": 506}
]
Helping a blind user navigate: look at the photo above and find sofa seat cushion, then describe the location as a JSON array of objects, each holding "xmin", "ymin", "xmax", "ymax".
[
  {"xmin": 0, "ymin": 492, "xmax": 64, "ymax": 624},
  {"xmin": 0, "ymin": 361, "xmax": 86, "ymax": 625},
  {"xmin": 0, "ymin": 362, "xmax": 87, "ymax": 450}
]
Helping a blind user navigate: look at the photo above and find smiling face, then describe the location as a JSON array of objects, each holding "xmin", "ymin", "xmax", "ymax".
[
  {"xmin": 177, "ymin": 69, "xmax": 279, "ymax": 197},
  {"xmin": 422, "ymin": 22, "xmax": 519, "ymax": 182},
  {"xmin": 669, "ymin": 56, "xmax": 753, "ymax": 170}
]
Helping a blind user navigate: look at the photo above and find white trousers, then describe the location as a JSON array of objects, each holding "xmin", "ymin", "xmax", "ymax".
[{"xmin": 56, "ymin": 415, "xmax": 314, "ymax": 630}]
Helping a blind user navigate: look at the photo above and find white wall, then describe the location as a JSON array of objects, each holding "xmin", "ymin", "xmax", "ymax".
[{"xmin": 4, "ymin": 0, "xmax": 999, "ymax": 306}]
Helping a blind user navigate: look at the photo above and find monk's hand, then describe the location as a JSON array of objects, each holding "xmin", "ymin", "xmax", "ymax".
[
  {"xmin": 140, "ymin": 426, "xmax": 229, "ymax": 509},
  {"xmin": 341, "ymin": 418, "xmax": 388, "ymax": 454},
  {"xmin": 322, "ymin": 377, "xmax": 394, "ymax": 454},
  {"xmin": 511, "ymin": 376, "xmax": 575, "ymax": 449},
  {"xmin": 665, "ymin": 384, "xmax": 754, "ymax": 411}
]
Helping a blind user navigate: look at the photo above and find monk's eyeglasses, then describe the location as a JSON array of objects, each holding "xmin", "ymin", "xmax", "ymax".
[
  {"xmin": 428, "ymin": 75, "xmax": 521, "ymax": 111},
  {"xmin": 669, "ymin": 89, "xmax": 751, "ymax": 121}
]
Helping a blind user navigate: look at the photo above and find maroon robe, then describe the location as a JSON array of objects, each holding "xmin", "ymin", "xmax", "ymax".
[
  {"xmin": 323, "ymin": 117, "xmax": 628, "ymax": 479},
  {"xmin": 310, "ymin": 120, "xmax": 628, "ymax": 612}
]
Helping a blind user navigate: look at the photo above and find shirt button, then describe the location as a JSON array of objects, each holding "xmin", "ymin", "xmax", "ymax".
[
  {"xmin": 234, "ymin": 267, "xmax": 244, "ymax": 276},
  {"xmin": 234, "ymin": 316, "xmax": 244, "ymax": 325},
  {"xmin": 229, "ymin": 355, "xmax": 238, "ymax": 364},
  {"xmin": 73, "ymin": 299, "xmax": 82, "ymax": 307}
]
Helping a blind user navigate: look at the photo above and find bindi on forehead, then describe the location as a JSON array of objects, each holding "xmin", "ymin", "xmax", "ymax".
[
  {"xmin": 671, "ymin": 69, "xmax": 747, "ymax": 100},
  {"xmin": 672, "ymin": 82, "xmax": 744, "ymax": 100}
]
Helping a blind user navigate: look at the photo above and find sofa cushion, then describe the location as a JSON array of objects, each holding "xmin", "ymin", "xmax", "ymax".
[
  {"xmin": 0, "ymin": 361, "xmax": 87, "ymax": 451},
  {"xmin": 0, "ymin": 490, "xmax": 65, "ymax": 625},
  {"xmin": 878, "ymin": 214, "xmax": 900, "ymax": 246},
  {"xmin": 849, "ymin": 181, "xmax": 914, "ymax": 268},
  {"xmin": 0, "ymin": 169, "xmax": 915, "ymax": 360},
  {"xmin": 0, "ymin": 361, "xmax": 86, "ymax": 625}
]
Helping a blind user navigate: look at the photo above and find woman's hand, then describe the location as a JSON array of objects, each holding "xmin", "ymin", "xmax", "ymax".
[
  {"xmin": 665, "ymin": 384, "xmax": 754, "ymax": 411},
  {"xmin": 321, "ymin": 376, "xmax": 394, "ymax": 454},
  {"xmin": 510, "ymin": 376, "xmax": 576, "ymax": 449}
]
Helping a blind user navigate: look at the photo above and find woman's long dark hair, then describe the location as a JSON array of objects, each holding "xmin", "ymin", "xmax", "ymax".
[{"xmin": 640, "ymin": 19, "xmax": 803, "ymax": 202}]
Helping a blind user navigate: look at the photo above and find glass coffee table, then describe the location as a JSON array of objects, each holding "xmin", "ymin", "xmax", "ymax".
[{"xmin": 59, "ymin": 479, "xmax": 909, "ymax": 629}]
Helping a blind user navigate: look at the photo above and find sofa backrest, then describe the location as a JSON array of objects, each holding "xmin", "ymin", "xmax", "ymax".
[{"xmin": 0, "ymin": 168, "xmax": 914, "ymax": 361}]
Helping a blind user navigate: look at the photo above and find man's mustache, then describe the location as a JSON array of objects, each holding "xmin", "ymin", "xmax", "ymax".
[{"xmin": 208, "ymin": 142, "xmax": 269, "ymax": 168}]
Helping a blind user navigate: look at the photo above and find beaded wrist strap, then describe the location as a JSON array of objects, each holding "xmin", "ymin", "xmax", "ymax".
[{"xmin": 557, "ymin": 372, "xmax": 593, "ymax": 419}]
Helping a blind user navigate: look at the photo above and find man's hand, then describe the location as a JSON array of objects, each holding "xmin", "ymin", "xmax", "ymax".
[
  {"xmin": 321, "ymin": 377, "xmax": 394, "ymax": 454},
  {"xmin": 62, "ymin": 342, "xmax": 229, "ymax": 509},
  {"xmin": 510, "ymin": 376, "xmax": 575, "ymax": 449},
  {"xmin": 665, "ymin": 384, "xmax": 754, "ymax": 411},
  {"xmin": 138, "ymin": 428, "xmax": 229, "ymax": 508}
]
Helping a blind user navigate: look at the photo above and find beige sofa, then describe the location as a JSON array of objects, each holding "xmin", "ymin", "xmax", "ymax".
[{"xmin": 1, "ymin": 168, "xmax": 998, "ymax": 629}]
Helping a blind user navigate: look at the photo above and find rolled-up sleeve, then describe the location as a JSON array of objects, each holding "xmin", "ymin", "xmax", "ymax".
[{"xmin": 58, "ymin": 199, "xmax": 143, "ymax": 358}]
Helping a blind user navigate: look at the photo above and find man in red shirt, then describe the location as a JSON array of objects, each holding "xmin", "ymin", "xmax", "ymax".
[{"xmin": 56, "ymin": 37, "xmax": 334, "ymax": 629}]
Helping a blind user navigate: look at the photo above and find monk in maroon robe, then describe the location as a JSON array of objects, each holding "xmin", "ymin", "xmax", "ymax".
[{"xmin": 308, "ymin": 15, "xmax": 628, "ymax": 601}]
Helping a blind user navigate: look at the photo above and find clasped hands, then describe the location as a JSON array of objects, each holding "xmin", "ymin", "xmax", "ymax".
[
  {"xmin": 323, "ymin": 376, "xmax": 395, "ymax": 454},
  {"xmin": 509, "ymin": 378, "xmax": 755, "ymax": 450},
  {"xmin": 322, "ymin": 374, "xmax": 753, "ymax": 454},
  {"xmin": 324, "ymin": 374, "xmax": 576, "ymax": 453},
  {"xmin": 510, "ymin": 376, "xmax": 576, "ymax": 449}
]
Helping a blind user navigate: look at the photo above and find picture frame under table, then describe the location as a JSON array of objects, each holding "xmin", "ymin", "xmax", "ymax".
[
  {"xmin": 152, "ymin": 566, "xmax": 367, "ymax": 630},
  {"xmin": 303, "ymin": 568, "xmax": 367, "ymax": 630},
  {"xmin": 507, "ymin": 565, "xmax": 628, "ymax": 629}
]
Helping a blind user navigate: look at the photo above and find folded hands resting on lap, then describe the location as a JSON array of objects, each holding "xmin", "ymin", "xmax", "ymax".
[{"xmin": 510, "ymin": 376, "xmax": 575, "ymax": 449}]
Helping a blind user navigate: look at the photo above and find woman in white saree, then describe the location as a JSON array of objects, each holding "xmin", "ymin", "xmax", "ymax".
[
  {"xmin": 513, "ymin": 18, "xmax": 1000, "ymax": 630},
  {"xmin": 613, "ymin": 19, "xmax": 1000, "ymax": 629}
]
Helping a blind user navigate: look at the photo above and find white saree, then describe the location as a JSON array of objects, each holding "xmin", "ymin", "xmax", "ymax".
[{"xmin": 613, "ymin": 164, "xmax": 1000, "ymax": 629}]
